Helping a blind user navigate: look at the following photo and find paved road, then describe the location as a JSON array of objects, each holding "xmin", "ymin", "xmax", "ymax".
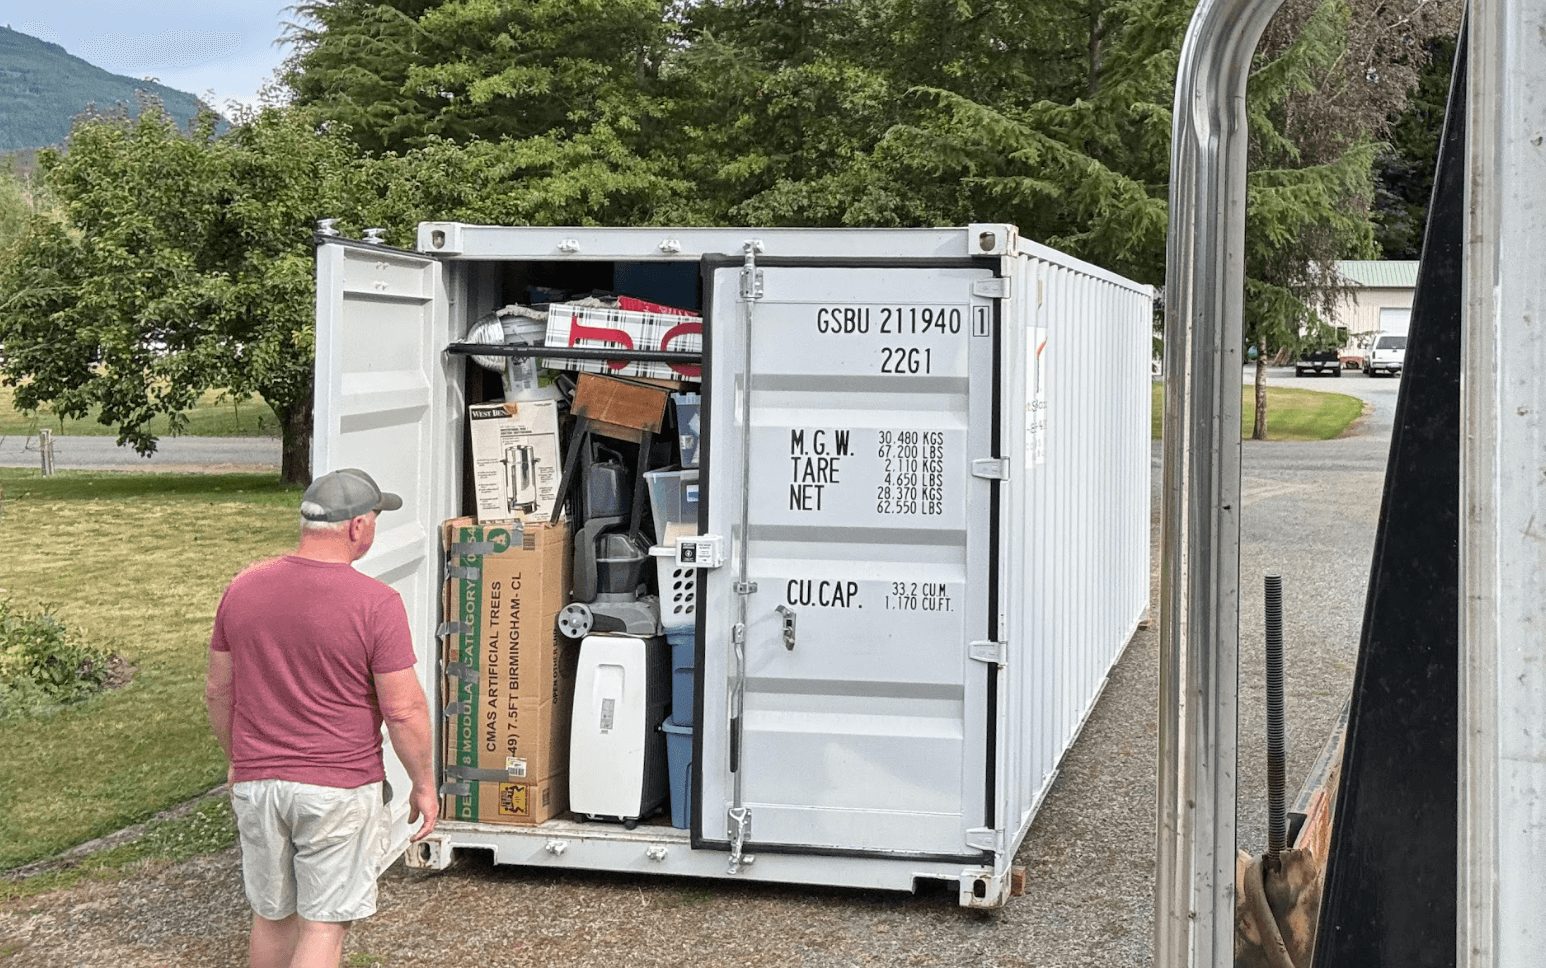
[
  {"xmin": 0, "ymin": 433, "xmax": 280, "ymax": 472},
  {"xmin": 0, "ymin": 370, "xmax": 1394, "ymax": 966}
]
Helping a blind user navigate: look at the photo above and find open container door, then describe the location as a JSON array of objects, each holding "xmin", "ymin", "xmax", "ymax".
[
  {"xmin": 696, "ymin": 251, "xmax": 1002, "ymax": 867},
  {"xmin": 313, "ymin": 237, "xmax": 457, "ymax": 858}
]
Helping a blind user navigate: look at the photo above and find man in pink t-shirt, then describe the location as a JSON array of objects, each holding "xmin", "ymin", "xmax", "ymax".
[{"xmin": 205, "ymin": 468, "xmax": 437, "ymax": 968}]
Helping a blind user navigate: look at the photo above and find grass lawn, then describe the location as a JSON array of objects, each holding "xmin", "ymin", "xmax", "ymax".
[
  {"xmin": 0, "ymin": 797, "xmax": 238, "ymax": 902},
  {"xmin": 1150, "ymin": 383, "xmax": 1365, "ymax": 440},
  {"xmin": 0, "ymin": 469, "xmax": 301, "ymax": 872},
  {"xmin": 0, "ymin": 386, "xmax": 279, "ymax": 438}
]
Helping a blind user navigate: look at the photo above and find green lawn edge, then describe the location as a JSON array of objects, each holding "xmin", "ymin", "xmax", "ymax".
[{"xmin": 1150, "ymin": 383, "xmax": 1365, "ymax": 440}]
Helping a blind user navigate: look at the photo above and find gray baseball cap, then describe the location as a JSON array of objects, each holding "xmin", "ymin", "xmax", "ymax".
[{"xmin": 300, "ymin": 468, "xmax": 403, "ymax": 522}]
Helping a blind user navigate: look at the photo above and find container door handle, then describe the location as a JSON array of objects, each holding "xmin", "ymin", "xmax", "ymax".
[{"xmin": 775, "ymin": 605, "xmax": 797, "ymax": 650}]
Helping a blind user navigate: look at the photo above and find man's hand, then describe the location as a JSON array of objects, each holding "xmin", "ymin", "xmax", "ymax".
[{"xmin": 407, "ymin": 785, "xmax": 439, "ymax": 842}]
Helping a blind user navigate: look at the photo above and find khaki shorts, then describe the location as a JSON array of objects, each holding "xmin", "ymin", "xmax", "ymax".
[{"xmin": 230, "ymin": 779, "xmax": 393, "ymax": 923}]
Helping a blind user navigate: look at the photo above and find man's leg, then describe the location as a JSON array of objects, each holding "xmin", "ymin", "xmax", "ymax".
[
  {"xmin": 290, "ymin": 918, "xmax": 350, "ymax": 968},
  {"xmin": 232, "ymin": 782, "xmax": 299, "ymax": 967},
  {"xmin": 248, "ymin": 913, "xmax": 298, "ymax": 968}
]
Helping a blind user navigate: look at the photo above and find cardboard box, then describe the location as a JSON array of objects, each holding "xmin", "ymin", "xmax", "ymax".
[
  {"xmin": 542, "ymin": 302, "xmax": 702, "ymax": 382},
  {"xmin": 468, "ymin": 400, "xmax": 562, "ymax": 524},
  {"xmin": 441, "ymin": 518, "xmax": 576, "ymax": 825}
]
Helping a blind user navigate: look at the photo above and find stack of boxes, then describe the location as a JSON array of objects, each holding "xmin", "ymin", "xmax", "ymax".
[
  {"xmin": 440, "ymin": 518, "xmax": 575, "ymax": 824},
  {"xmin": 441, "ymin": 299, "xmax": 704, "ymax": 830}
]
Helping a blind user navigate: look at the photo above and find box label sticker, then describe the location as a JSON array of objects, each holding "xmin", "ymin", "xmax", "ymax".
[
  {"xmin": 506, "ymin": 757, "xmax": 527, "ymax": 779},
  {"xmin": 498, "ymin": 782, "xmax": 530, "ymax": 818}
]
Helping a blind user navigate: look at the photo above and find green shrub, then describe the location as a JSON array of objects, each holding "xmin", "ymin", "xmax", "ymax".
[{"xmin": 0, "ymin": 600, "xmax": 121, "ymax": 719}]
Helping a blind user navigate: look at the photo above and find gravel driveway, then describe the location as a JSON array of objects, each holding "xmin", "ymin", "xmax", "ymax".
[{"xmin": 0, "ymin": 373, "xmax": 1387, "ymax": 967}]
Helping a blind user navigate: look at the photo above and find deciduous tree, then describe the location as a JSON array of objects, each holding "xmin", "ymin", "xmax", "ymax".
[{"xmin": 0, "ymin": 104, "xmax": 361, "ymax": 483}]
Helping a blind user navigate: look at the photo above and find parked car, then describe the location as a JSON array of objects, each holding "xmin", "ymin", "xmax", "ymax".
[
  {"xmin": 1295, "ymin": 348, "xmax": 1342, "ymax": 377},
  {"xmin": 1366, "ymin": 333, "xmax": 1407, "ymax": 377}
]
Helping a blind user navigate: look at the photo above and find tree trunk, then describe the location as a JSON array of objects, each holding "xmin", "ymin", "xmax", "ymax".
[
  {"xmin": 277, "ymin": 394, "xmax": 313, "ymax": 486},
  {"xmin": 1252, "ymin": 357, "xmax": 1269, "ymax": 440}
]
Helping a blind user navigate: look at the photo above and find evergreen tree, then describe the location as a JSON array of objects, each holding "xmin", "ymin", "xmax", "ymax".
[
  {"xmin": 284, "ymin": 0, "xmax": 672, "ymax": 154},
  {"xmin": 1372, "ymin": 34, "xmax": 1457, "ymax": 259}
]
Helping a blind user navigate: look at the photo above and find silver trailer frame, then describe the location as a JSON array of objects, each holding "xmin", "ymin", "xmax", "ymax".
[
  {"xmin": 1155, "ymin": 0, "xmax": 1285, "ymax": 959},
  {"xmin": 1160, "ymin": 0, "xmax": 1546, "ymax": 962}
]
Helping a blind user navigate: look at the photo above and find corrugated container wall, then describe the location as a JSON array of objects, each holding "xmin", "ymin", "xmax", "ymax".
[
  {"xmin": 1000, "ymin": 246, "xmax": 1152, "ymax": 838},
  {"xmin": 312, "ymin": 224, "xmax": 1152, "ymax": 908}
]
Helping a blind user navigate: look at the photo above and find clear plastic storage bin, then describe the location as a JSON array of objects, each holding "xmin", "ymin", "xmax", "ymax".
[{"xmin": 644, "ymin": 468, "xmax": 699, "ymax": 544}]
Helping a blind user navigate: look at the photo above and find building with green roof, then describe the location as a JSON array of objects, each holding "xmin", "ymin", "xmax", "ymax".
[{"xmin": 1329, "ymin": 260, "xmax": 1417, "ymax": 368}]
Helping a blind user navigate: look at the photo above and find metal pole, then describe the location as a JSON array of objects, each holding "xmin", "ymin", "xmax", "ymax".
[
  {"xmin": 39, "ymin": 429, "xmax": 54, "ymax": 477},
  {"xmin": 1157, "ymin": 0, "xmax": 1285, "ymax": 962},
  {"xmin": 1263, "ymin": 575, "xmax": 1287, "ymax": 868},
  {"xmin": 1460, "ymin": 0, "xmax": 1546, "ymax": 962}
]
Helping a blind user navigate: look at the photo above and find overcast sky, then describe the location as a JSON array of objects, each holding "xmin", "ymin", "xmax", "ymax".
[{"xmin": 8, "ymin": 1, "xmax": 294, "ymax": 112}]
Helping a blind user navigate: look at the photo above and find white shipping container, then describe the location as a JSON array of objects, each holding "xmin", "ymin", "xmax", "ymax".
[{"xmin": 313, "ymin": 223, "xmax": 1152, "ymax": 908}]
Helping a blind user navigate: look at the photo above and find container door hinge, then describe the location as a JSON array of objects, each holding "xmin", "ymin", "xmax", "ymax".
[
  {"xmin": 970, "ymin": 641, "xmax": 1007, "ymax": 667},
  {"xmin": 972, "ymin": 458, "xmax": 1010, "ymax": 481},
  {"xmin": 972, "ymin": 277, "xmax": 1010, "ymax": 300},
  {"xmin": 966, "ymin": 826, "xmax": 1005, "ymax": 854},
  {"xmin": 740, "ymin": 240, "xmax": 765, "ymax": 300}
]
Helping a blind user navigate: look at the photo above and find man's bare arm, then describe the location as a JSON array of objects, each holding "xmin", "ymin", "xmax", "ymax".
[
  {"xmin": 204, "ymin": 648, "xmax": 235, "ymax": 762},
  {"xmin": 374, "ymin": 667, "xmax": 438, "ymax": 841}
]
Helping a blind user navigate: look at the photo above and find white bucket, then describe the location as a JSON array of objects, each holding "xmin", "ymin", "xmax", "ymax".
[
  {"xmin": 499, "ymin": 309, "xmax": 547, "ymax": 346},
  {"xmin": 496, "ymin": 307, "xmax": 557, "ymax": 402}
]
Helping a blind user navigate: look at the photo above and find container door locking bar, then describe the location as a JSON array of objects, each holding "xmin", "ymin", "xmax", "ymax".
[{"xmin": 726, "ymin": 239, "xmax": 763, "ymax": 877}]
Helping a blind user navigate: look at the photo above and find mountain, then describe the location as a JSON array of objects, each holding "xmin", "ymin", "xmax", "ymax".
[{"xmin": 0, "ymin": 25, "xmax": 218, "ymax": 151}]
